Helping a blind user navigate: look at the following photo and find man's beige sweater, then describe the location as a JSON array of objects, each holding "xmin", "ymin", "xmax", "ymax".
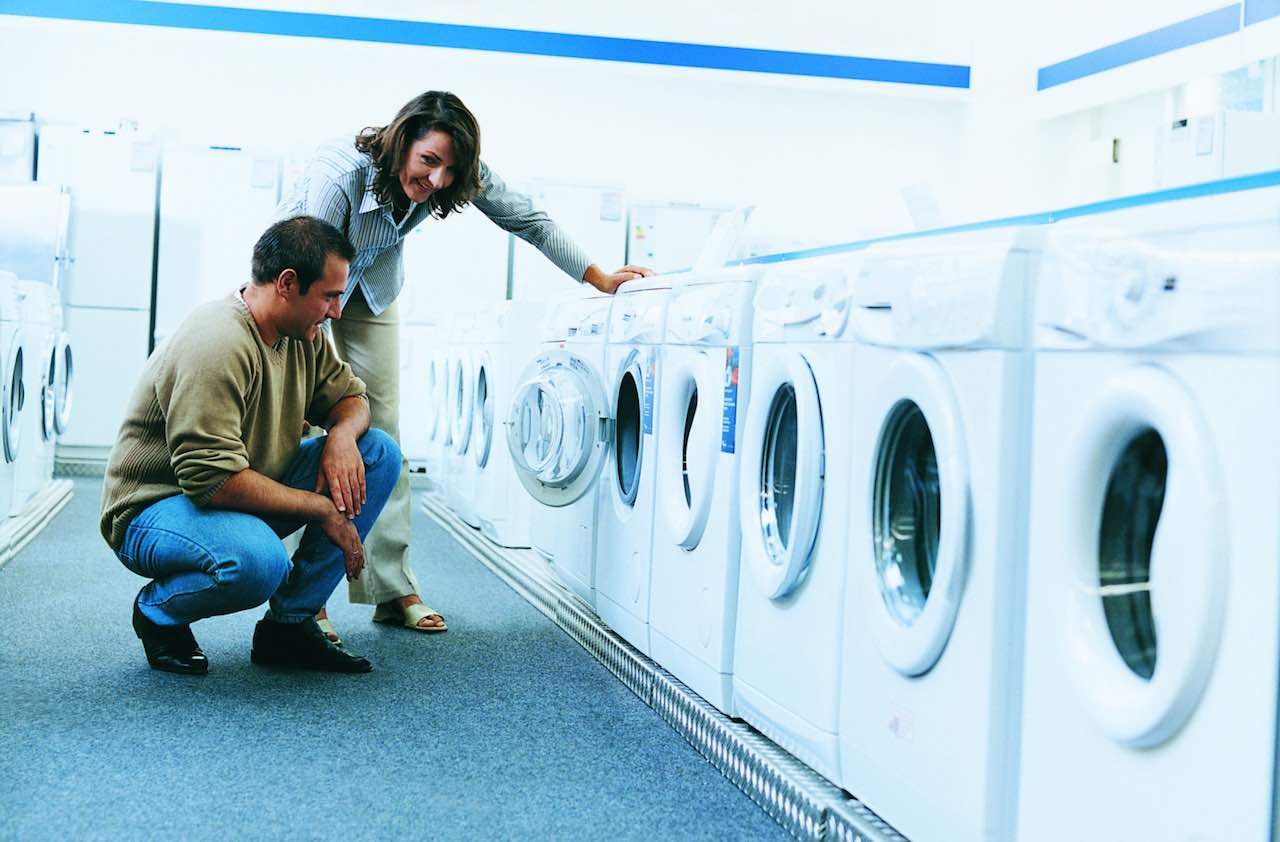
[{"xmin": 99, "ymin": 292, "xmax": 367, "ymax": 549}]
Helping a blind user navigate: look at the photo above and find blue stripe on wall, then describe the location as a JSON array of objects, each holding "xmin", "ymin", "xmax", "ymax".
[
  {"xmin": 1245, "ymin": 0, "xmax": 1280, "ymax": 24},
  {"xmin": 1036, "ymin": 4, "xmax": 1241, "ymax": 90},
  {"xmin": 0, "ymin": 0, "xmax": 971, "ymax": 88}
]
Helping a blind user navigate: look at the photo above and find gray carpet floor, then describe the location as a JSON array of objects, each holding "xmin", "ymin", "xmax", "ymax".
[{"xmin": 0, "ymin": 478, "xmax": 784, "ymax": 841}]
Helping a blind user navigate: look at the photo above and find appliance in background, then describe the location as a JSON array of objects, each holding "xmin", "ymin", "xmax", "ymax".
[
  {"xmin": 154, "ymin": 143, "xmax": 281, "ymax": 347},
  {"xmin": 0, "ymin": 182, "xmax": 73, "ymax": 299},
  {"xmin": 13, "ymin": 281, "xmax": 57, "ymax": 508},
  {"xmin": 593, "ymin": 279, "xmax": 671, "ymax": 653},
  {"xmin": 648, "ymin": 267, "xmax": 758, "ymax": 714},
  {"xmin": 401, "ymin": 203, "xmax": 510, "ymax": 314},
  {"xmin": 398, "ymin": 319, "xmax": 436, "ymax": 470},
  {"xmin": 36, "ymin": 124, "xmax": 157, "ymax": 467},
  {"xmin": 0, "ymin": 113, "xmax": 36, "ymax": 183},
  {"xmin": 443, "ymin": 309, "xmax": 481, "ymax": 527},
  {"xmin": 419, "ymin": 320, "xmax": 452, "ymax": 499},
  {"xmin": 473, "ymin": 300, "xmax": 546, "ymax": 549},
  {"xmin": 1155, "ymin": 110, "xmax": 1280, "ymax": 189},
  {"xmin": 627, "ymin": 202, "xmax": 733, "ymax": 274},
  {"xmin": 509, "ymin": 181, "xmax": 626, "ymax": 301},
  {"xmin": 507, "ymin": 289, "xmax": 614, "ymax": 602},
  {"xmin": 841, "ymin": 229, "xmax": 1042, "ymax": 842},
  {"xmin": 0, "ymin": 272, "xmax": 25, "ymax": 516},
  {"xmin": 1018, "ymin": 190, "xmax": 1280, "ymax": 841},
  {"xmin": 733, "ymin": 253, "xmax": 862, "ymax": 783}
]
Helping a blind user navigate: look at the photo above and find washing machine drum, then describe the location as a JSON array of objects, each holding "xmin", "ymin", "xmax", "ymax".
[
  {"xmin": 611, "ymin": 349, "xmax": 650, "ymax": 507},
  {"xmin": 1062, "ymin": 365, "xmax": 1228, "ymax": 749},
  {"xmin": 472, "ymin": 358, "xmax": 493, "ymax": 469},
  {"xmin": 657, "ymin": 349, "xmax": 722, "ymax": 549},
  {"xmin": 861, "ymin": 354, "xmax": 970, "ymax": 678},
  {"xmin": 740, "ymin": 351, "xmax": 825, "ymax": 600},
  {"xmin": 52, "ymin": 331, "xmax": 72, "ymax": 436},
  {"xmin": 507, "ymin": 349, "xmax": 611, "ymax": 507},
  {"xmin": 2, "ymin": 333, "xmax": 22, "ymax": 464}
]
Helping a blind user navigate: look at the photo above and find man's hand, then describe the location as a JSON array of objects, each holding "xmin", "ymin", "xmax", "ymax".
[
  {"xmin": 315, "ymin": 430, "xmax": 366, "ymax": 519},
  {"xmin": 319, "ymin": 507, "xmax": 366, "ymax": 581},
  {"xmin": 583, "ymin": 263, "xmax": 656, "ymax": 295}
]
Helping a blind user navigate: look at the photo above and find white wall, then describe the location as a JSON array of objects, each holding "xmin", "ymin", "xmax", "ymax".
[{"xmin": 0, "ymin": 11, "xmax": 971, "ymax": 268}]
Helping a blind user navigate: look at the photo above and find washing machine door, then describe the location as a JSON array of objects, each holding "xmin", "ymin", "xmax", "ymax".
[
  {"xmin": 1063, "ymin": 365, "xmax": 1227, "ymax": 748},
  {"xmin": 610, "ymin": 347, "xmax": 651, "ymax": 508},
  {"xmin": 52, "ymin": 331, "xmax": 72, "ymax": 435},
  {"xmin": 658, "ymin": 348, "xmax": 722, "ymax": 549},
  {"xmin": 473, "ymin": 354, "xmax": 493, "ymax": 469},
  {"xmin": 2, "ymin": 332, "xmax": 22, "ymax": 463},
  {"xmin": 507, "ymin": 349, "xmax": 611, "ymax": 507},
  {"xmin": 739, "ymin": 350, "xmax": 824, "ymax": 599},
  {"xmin": 450, "ymin": 352, "xmax": 475, "ymax": 455},
  {"xmin": 862, "ymin": 354, "xmax": 970, "ymax": 677},
  {"xmin": 425, "ymin": 355, "xmax": 441, "ymax": 442},
  {"xmin": 40, "ymin": 341, "xmax": 56, "ymax": 442}
]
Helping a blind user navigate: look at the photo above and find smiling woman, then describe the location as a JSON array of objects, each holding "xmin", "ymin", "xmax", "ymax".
[{"xmin": 278, "ymin": 90, "xmax": 654, "ymax": 645}]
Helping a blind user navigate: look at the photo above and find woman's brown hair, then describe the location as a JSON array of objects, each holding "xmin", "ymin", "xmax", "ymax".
[{"xmin": 355, "ymin": 91, "xmax": 482, "ymax": 218}]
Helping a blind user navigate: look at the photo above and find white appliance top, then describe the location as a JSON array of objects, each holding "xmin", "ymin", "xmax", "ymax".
[
  {"xmin": 665, "ymin": 267, "xmax": 760, "ymax": 346},
  {"xmin": 542, "ymin": 289, "xmax": 612, "ymax": 343},
  {"xmin": 607, "ymin": 278, "xmax": 671, "ymax": 345},
  {"xmin": 851, "ymin": 226, "xmax": 1044, "ymax": 351},
  {"xmin": 752, "ymin": 252, "xmax": 863, "ymax": 342},
  {"xmin": 1038, "ymin": 195, "xmax": 1280, "ymax": 352},
  {"xmin": 445, "ymin": 309, "xmax": 477, "ymax": 345},
  {"xmin": 0, "ymin": 183, "xmax": 72, "ymax": 287},
  {"xmin": 0, "ymin": 270, "xmax": 19, "ymax": 319}
]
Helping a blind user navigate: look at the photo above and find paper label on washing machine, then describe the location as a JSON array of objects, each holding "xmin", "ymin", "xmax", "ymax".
[
  {"xmin": 642, "ymin": 349, "xmax": 655, "ymax": 435},
  {"xmin": 721, "ymin": 345, "xmax": 739, "ymax": 454}
]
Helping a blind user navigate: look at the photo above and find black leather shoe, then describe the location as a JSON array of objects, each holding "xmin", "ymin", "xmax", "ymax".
[
  {"xmin": 132, "ymin": 595, "xmax": 208, "ymax": 676},
  {"xmin": 250, "ymin": 617, "xmax": 372, "ymax": 673}
]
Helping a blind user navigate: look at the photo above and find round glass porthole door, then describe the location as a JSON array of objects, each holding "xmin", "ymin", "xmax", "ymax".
[
  {"xmin": 3, "ymin": 336, "xmax": 22, "ymax": 464},
  {"xmin": 1064, "ymin": 365, "xmax": 1227, "ymax": 748},
  {"xmin": 739, "ymin": 351, "xmax": 824, "ymax": 600},
  {"xmin": 861, "ymin": 355, "xmax": 969, "ymax": 677},
  {"xmin": 451, "ymin": 354, "xmax": 475, "ymax": 455},
  {"xmin": 52, "ymin": 333, "xmax": 72, "ymax": 436},
  {"xmin": 40, "ymin": 344, "xmax": 56, "ymax": 441},
  {"xmin": 613, "ymin": 356, "xmax": 643, "ymax": 507},
  {"xmin": 874, "ymin": 401, "xmax": 940, "ymax": 626},
  {"xmin": 473, "ymin": 361, "xmax": 493, "ymax": 469},
  {"xmin": 1098, "ymin": 429, "xmax": 1164, "ymax": 681},
  {"xmin": 506, "ymin": 350, "xmax": 611, "ymax": 508},
  {"xmin": 657, "ymin": 351, "xmax": 720, "ymax": 550}
]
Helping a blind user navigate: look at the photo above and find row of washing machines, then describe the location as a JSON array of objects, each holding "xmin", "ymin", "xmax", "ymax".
[
  {"xmin": 0, "ymin": 268, "xmax": 72, "ymax": 520},
  {"xmin": 416, "ymin": 185, "xmax": 1280, "ymax": 842}
]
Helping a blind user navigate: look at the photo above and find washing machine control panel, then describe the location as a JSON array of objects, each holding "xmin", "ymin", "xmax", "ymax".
[{"xmin": 754, "ymin": 257, "xmax": 856, "ymax": 341}]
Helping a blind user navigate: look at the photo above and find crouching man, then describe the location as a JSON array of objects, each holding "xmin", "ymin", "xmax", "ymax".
[{"xmin": 99, "ymin": 215, "xmax": 400, "ymax": 675}]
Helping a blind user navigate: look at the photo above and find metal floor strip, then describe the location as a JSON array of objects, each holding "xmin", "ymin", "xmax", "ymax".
[{"xmin": 421, "ymin": 492, "xmax": 909, "ymax": 842}]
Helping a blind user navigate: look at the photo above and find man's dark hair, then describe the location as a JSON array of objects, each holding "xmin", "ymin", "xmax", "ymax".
[
  {"xmin": 355, "ymin": 90, "xmax": 483, "ymax": 219},
  {"xmin": 251, "ymin": 215, "xmax": 355, "ymax": 293}
]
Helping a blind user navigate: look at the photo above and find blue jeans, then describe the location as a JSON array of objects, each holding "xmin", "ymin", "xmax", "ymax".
[{"xmin": 116, "ymin": 429, "xmax": 401, "ymax": 626}]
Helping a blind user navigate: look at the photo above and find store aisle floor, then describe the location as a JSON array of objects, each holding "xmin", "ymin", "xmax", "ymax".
[{"xmin": 0, "ymin": 479, "xmax": 785, "ymax": 841}]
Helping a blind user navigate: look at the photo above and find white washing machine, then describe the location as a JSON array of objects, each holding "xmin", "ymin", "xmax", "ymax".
[
  {"xmin": 474, "ymin": 300, "xmax": 547, "ymax": 549},
  {"xmin": 733, "ymin": 252, "xmax": 863, "ymax": 782},
  {"xmin": 14, "ymin": 280, "xmax": 56, "ymax": 508},
  {"xmin": 0, "ymin": 271, "xmax": 25, "ymax": 518},
  {"xmin": 398, "ymin": 320, "xmax": 435, "ymax": 471},
  {"xmin": 507, "ymin": 289, "xmax": 614, "ymax": 605},
  {"xmin": 839, "ymin": 228, "xmax": 1043, "ymax": 842},
  {"xmin": 445, "ymin": 309, "xmax": 481, "ymax": 527},
  {"xmin": 419, "ymin": 319, "xmax": 451, "ymax": 501},
  {"xmin": 1017, "ymin": 191, "xmax": 1280, "ymax": 841},
  {"xmin": 648, "ymin": 266, "xmax": 759, "ymax": 714},
  {"xmin": 593, "ymin": 279, "xmax": 672, "ymax": 653}
]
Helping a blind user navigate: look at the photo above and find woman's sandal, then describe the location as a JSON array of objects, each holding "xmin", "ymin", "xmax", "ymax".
[
  {"xmin": 316, "ymin": 618, "xmax": 343, "ymax": 647},
  {"xmin": 372, "ymin": 602, "xmax": 448, "ymax": 633}
]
